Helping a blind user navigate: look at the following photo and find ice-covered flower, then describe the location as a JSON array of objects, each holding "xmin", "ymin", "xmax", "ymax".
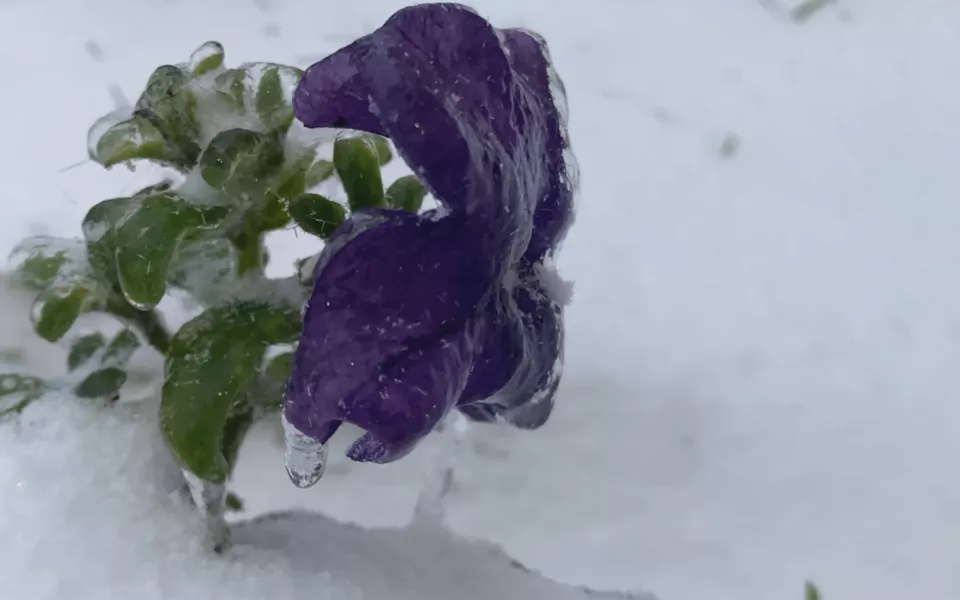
[{"xmin": 284, "ymin": 2, "xmax": 577, "ymax": 464}]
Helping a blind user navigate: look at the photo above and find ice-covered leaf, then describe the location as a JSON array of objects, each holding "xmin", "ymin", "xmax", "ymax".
[
  {"xmin": 385, "ymin": 175, "xmax": 427, "ymax": 213},
  {"xmin": 198, "ymin": 128, "xmax": 285, "ymax": 196},
  {"xmin": 251, "ymin": 349, "xmax": 294, "ymax": 411},
  {"xmin": 102, "ymin": 328, "xmax": 141, "ymax": 365},
  {"xmin": 247, "ymin": 194, "xmax": 291, "ymax": 233},
  {"xmin": 221, "ymin": 407, "xmax": 255, "ymax": 474},
  {"xmin": 160, "ymin": 302, "xmax": 302, "ymax": 482},
  {"xmin": 114, "ymin": 193, "xmax": 228, "ymax": 310},
  {"xmin": 255, "ymin": 64, "xmax": 301, "ymax": 132},
  {"xmin": 305, "ymin": 159, "xmax": 335, "ymax": 189},
  {"xmin": 367, "ymin": 134, "xmax": 393, "ymax": 166},
  {"xmin": 215, "ymin": 68, "xmax": 248, "ymax": 112},
  {"xmin": 168, "ymin": 235, "xmax": 236, "ymax": 303},
  {"xmin": 213, "ymin": 63, "xmax": 301, "ymax": 130},
  {"xmin": 74, "ymin": 367, "xmax": 127, "ymax": 399},
  {"xmin": 135, "ymin": 65, "xmax": 201, "ymax": 166},
  {"xmin": 189, "ymin": 41, "xmax": 225, "ymax": 77},
  {"xmin": 288, "ymin": 193, "xmax": 345, "ymax": 239},
  {"xmin": 32, "ymin": 284, "xmax": 94, "ymax": 342},
  {"xmin": 9, "ymin": 236, "xmax": 85, "ymax": 290},
  {"xmin": 92, "ymin": 116, "xmax": 181, "ymax": 169},
  {"xmin": 265, "ymin": 350, "xmax": 294, "ymax": 382},
  {"xmin": 9, "ymin": 236, "xmax": 107, "ymax": 342},
  {"xmin": 333, "ymin": 136, "xmax": 383, "ymax": 211},
  {"xmin": 68, "ymin": 333, "xmax": 106, "ymax": 371},
  {"xmin": 68, "ymin": 327, "xmax": 140, "ymax": 375},
  {"xmin": 82, "ymin": 197, "xmax": 137, "ymax": 285},
  {"xmin": 0, "ymin": 373, "xmax": 45, "ymax": 417}
]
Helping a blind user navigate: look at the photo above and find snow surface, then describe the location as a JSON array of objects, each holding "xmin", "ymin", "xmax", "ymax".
[{"xmin": 4, "ymin": 0, "xmax": 960, "ymax": 599}]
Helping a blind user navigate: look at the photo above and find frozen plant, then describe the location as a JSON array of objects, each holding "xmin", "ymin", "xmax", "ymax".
[
  {"xmin": 4, "ymin": 41, "xmax": 402, "ymax": 503},
  {"xmin": 3, "ymin": 1, "xmax": 578, "ymax": 546}
]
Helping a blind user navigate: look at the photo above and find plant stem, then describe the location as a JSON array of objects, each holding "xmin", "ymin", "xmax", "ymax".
[
  {"xmin": 231, "ymin": 230, "xmax": 264, "ymax": 276},
  {"xmin": 106, "ymin": 299, "xmax": 172, "ymax": 355}
]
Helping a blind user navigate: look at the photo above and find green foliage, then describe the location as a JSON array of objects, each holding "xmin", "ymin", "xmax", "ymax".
[
  {"xmin": 7, "ymin": 41, "xmax": 418, "ymax": 496},
  {"xmin": 805, "ymin": 581, "xmax": 822, "ymax": 600},
  {"xmin": 333, "ymin": 136, "xmax": 385, "ymax": 211},
  {"xmin": 386, "ymin": 175, "xmax": 427, "ymax": 213},
  {"xmin": 288, "ymin": 193, "xmax": 346, "ymax": 239},
  {"xmin": 160, "ymin": 303, "xmax": 301, "ymax": 483}
]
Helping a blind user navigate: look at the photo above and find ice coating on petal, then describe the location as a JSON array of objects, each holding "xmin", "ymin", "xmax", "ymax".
[
  {"xmin": 501, "ymin": 28, "xmax": 576, "ymax": 261},
  {"xmin": 459, "ymin": 261, "xmax": 564, "ymax": 427},
  {"xmin": 293, "ymin": 39, "xmax": 386, "ymax": 135},
  {"xmin": 283, "ymin": 212, "xmax": 490, "ymax": 443},
  {"xmin": 286, "ymin": 3, "xmax": 577, "ymax": 464}
]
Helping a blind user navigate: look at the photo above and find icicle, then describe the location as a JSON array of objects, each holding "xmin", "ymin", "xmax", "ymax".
[{"xmin": 282, "ymin": 411, "xmax": 328, "ymax": 488}]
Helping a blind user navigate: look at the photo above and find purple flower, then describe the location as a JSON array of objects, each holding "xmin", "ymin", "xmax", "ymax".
[{"xmin": 284, "ymin": 3, "xmax": 577, "ymax": 463}]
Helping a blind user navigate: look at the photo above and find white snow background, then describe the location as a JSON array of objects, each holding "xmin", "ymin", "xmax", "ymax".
[{"xmin": 2, "ymin": 0, "xmax": 960, "ymax": 599}]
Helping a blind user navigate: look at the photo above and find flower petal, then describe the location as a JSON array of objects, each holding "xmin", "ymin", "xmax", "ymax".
[
  {"xmin": 283, "ymin": 211, "xmax": 491, "ymax": 443},
  {"xmin": 501, "ymin": 28, "xmax": 577, "ymax": 261},
  {"xmin": 342, "ymin": 322, "xmax": 477, "ymax": 463},
  {"xmin": 459, "ymin": 261, "xmax": 564, "ymax": 429},
  {"xmin": 292, "ymin": 39, "xmax": 386, "ymax": 135}
]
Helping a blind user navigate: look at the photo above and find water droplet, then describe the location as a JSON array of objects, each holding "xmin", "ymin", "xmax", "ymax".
[{"xmin": 282, "ymin": 412, "xmax": 327, "ymax": 488}]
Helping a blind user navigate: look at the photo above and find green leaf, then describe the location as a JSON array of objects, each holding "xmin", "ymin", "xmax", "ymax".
[
  {"xmin": 115, "ymin": 193, "xmax": 227, "ymax": 310},
  {"xmin": 189, "ymin": 41, "xmax": 225, "ymax": 77},
  {"xmin": 168, "ymin": 235, "xmax": 236, "ymax": 303},
  {"xmin": 10, "ymin": 236, "xmax": 89, "ymax": 291},
  {"xmin": 198, "ymin": 128, "xmax": 285, "ymax": 196},
  {"xmin": 68, "ymin": 333, "xmax": 106, "ymax": 371},
  {"xmin": 74, "ymin": 367, "xmax": 127, "ymax": 399},
  {"xmin": 215, "ymin": 68, "xmax": 248, "ymax": 112},
  {"xmin": 366, "ymin": 135, "xmax": 393, "ymax": 166},
  {"xmin": 333, "ymin": 136, "xmax": 384, "ymax": 211},
  {"xmin": 250, "ymin": 350, "xmax": 293, "ymax": 412},
  {"xmin": 32, "ymin": 285, "xmax": 92, "ymax": 342},
  {"xmin": 255, "ymin": 64, "xmax": 300, "ymax": 132},
  {"xmin": 265, "ymin": 351, "xmax": 294, "ymax": 382},
  {"xmin": 221, "ymin": 406, "xmax": 255, "ymax": 473},
  {"xmin": 804, "ymin": 581, "xmax": 821, "ymax": 600},
  {"xmin": 135, "ymin": 65, "xmax": 201, "ymax": 166},
  {"xmin": 82, "ymin": 197, "xmax": 137, "ymax": 284},
  {"xmin": 385, "ymin": 175, "xmax": 427, "ymax": 213},
  {"xmin": 0, "ymin": 373, "xmax": 46, "ymax": 417},
  {"xmin": 103, "ymin": 328, "xmax": 141, "ymax": 365},
  {"xmin": 160, "ymin": 302, "xmax": 302, "ymax": 482},
  {"xmin": 10, "ymin": 237, "xmax": 105, "ymax": 342},
  {"xmin": 213, "ymin": 63, "xmax": 301, "ymax": 129},
  {"xmin": 93, "ymin": 116, "xmax": 181, "ymax": 169},
  {"xmin": 247, "ymin": 193, "xmax": 291, "ymax": 233},
  {"xmin": 305, "ymin": 159, "xmax": 335, "ymax": 189},
  {"xmin": 288, "ymin": 193, "xmax": 346, "ymax": 239}
]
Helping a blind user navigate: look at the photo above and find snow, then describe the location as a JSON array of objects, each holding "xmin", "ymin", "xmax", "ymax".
[
  {"xmin": 0, "ymin": 277, "xmax": 650, "ymax": 600},
  {"xmin": 3, "ymin": 0, "xmax": 960, "ymax": 599}
]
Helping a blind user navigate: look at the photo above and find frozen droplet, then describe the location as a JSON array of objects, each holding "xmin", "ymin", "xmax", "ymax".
[
  {"xmin": 282, "ymin": 411, "xmax": 327, "ymax": 488},
  {"xmin": 120, "ymin": 293, "xmax": 154, "ymax": 312}
]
